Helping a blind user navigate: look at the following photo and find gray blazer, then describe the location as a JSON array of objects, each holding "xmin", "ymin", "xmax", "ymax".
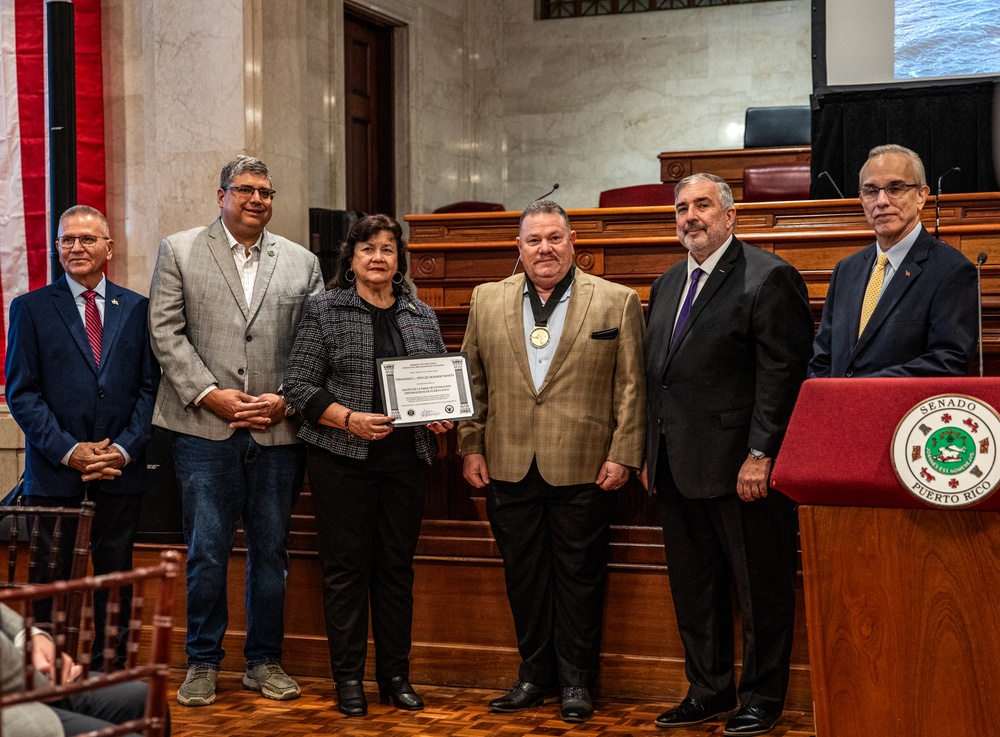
[
  {"xmin": 1, "ymin": 604, "xmax": 65, "ymax": 736},
  {"xmin": 149, "ymin": 218, "xmax": 324, "ymax": 445}
]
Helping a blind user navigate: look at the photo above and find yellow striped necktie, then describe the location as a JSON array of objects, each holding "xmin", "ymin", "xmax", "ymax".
[{"xmin": 858, "ymin": 251, "xmax": 889, "ymax": 337}]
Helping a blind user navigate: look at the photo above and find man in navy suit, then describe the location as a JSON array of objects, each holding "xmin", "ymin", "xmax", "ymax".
[
  {"xmin": 810, "ymin": 144, "xmax": 978, "ymax": 378},
  {"xmin": 5, "ymin": 205, "xmax": 159, "ymax": 668}
]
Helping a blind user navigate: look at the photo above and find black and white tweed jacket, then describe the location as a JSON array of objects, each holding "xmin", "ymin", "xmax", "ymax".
[{"xmin": 283, "ymin": 286, "xmax": 446, "ymax": 463}]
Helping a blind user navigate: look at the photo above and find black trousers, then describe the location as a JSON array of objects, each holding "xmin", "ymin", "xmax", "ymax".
[
  {"xmin": 487, "ymin": 460, "xmax": 613, "ymax": 690},
  {"xmin": 655, "ymin": 439, "xmax": 798, "ymax": 713},
  {"xmin": 26, "ymin": 487, "xmax": 142, "ymax": 669},
  {"xmin": 307, "ymin": 445, "xmax": 427, "ymax": 684}
]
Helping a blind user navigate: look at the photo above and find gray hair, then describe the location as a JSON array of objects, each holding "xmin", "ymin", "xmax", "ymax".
[
  {"xmin": 519, "ymin": 199, "xmax": 571, "ymax": 231},
  {"xmin": 861, "ymin": 144, "xmax": 927, "ymax": 188},
  {"xmin": 675, "ymin": 173, "xmax": 735, "ymax": 210},
  {"xmin": 220, "ymin": 155, "xmax": 271, "ymax": 188},
  {"xmin": 59, "ymin": 205, "xmax": 109, "ymax": 233}
]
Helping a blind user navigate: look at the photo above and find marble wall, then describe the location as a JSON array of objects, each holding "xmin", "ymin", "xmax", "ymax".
[
  {"xmin": 471, "ymin": 0, "xmax": 813, "ymax": 211},
  {"xmin": 100, "ymin": 0, "xmax": 811, "ymax": 294}
]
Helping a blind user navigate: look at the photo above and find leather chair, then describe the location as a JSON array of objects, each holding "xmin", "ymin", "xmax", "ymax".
[
  {"xmin": 0, "ymin": 549, "xmax": 180, "ymax": 737},
  {"xmin": 433, "ymin": 201, "xmax": 505, "ymax": 214},
  {"xmin": 743, "ymin": 163, "xmax": 812, "ymax": 202},
  {"xmin": 598, "ymin": 183, "xmax": 676, "ymax": 208},
  {"xmin": 744, "ymin": 105, "xmax": 811, "ymax": 148}
]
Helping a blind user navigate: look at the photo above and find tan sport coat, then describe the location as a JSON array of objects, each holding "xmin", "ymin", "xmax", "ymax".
[
  {"xmin": 458, "ymin": 268, "xmax": 646, "ymax": 486},
  {"xmin": 149, "ymin": 218, "xmax": 323, "ymax": 445}
]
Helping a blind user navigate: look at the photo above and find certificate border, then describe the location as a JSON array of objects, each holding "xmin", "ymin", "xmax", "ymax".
[{"xmin": 376, "ymin": 352, "xmax": 478, "ymax": 428}]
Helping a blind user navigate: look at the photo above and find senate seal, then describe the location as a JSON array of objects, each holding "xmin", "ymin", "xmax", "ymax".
[{"xmin": 891, "ymin": 394, "xmax": 1000, "ymax": 509}]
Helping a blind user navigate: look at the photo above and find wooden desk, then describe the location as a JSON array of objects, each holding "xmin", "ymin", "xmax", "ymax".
[
  {"xmin": 407, "ymin": 192, "xmax": 1000, "ymax": 319},
  {"xmin": 658, "ymin": 145, "xmax": 811, "ymax": 200}
]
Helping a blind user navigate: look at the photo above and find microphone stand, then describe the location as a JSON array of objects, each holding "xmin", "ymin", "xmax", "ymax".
[
  {"xmin": 935, "ymin": 166, "xmax": 961, "ymax": 239},
  {"xmin": 978, "ymin": 252, "xmax": 988, "ymax": 377}
]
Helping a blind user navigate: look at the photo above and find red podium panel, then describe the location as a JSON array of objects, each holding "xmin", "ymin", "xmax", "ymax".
[
  {"xmin": 772, "ymin": 377, "xmax": 1000, "ymax": 511},
  {"xmin": 773, "ymin": 379, "xmax": 1000, "ymax": 737}
]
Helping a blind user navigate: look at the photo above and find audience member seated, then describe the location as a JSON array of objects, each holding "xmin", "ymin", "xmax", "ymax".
[
  {"xmin": 743, "ymin": 164, "xmax": 811, "ymax": 202},
  {"xmin": 433, "ymin": 201, "xmax": 505, "ymax": 214},
  {"xmin": 0, "ymin": 550, "xmax": 178, "ymax": 737},
  {"xmin": 598, "ymin": 183, "xmax": 675, "ymax": 208}
]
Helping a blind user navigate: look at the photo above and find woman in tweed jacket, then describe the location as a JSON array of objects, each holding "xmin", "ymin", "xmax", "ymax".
[{"xmin": 283, "ymin": 215, "xmax": 450, "ymax": 717}]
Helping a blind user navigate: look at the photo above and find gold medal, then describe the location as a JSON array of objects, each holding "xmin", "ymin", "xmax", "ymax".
[{"xmin": 529, "ymin": 326, "xmax": 550, "ymax": 348}]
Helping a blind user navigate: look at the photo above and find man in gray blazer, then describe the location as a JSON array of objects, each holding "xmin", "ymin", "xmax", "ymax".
[{"xmin": 149, "ymin": 155, "xmax": 323, "ymax": 707}]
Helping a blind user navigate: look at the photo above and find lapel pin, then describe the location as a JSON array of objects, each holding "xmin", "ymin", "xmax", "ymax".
[
  {"xmin": 111, "ymin": 299, "xmax": 119, "ymax": 305},
  {"xmin": 905, "ymin": 270, "xmax": 911, "ymax": 277},
  {"xmin": 408, "ymin": 302, "xmax": 417, "ymax": 312}
]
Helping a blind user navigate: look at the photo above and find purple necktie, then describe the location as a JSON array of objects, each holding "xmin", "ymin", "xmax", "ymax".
[
  {"xmin": 671, "ymin": 267, "xmax": 704, "ymax": 347},
  {"xmin": 83, "ymin": 290, "xmax": 102, "ymax": 366}
]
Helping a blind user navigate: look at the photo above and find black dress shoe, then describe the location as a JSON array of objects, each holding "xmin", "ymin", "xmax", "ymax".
[
  {"xmin": 335, "ymin": 680, "xmax": 367, "ymax": 716},
  {"xmin": 377, "ymin": 676, "xmax": 424, "ymax": 711},
  {"xmin": 655, "ymin": 696, "xmax": 736, "ymax": 728},
  {"xmin": 488, "ymin": 681, "xmax": 559, "ymax": 712},
  {"xmin": 560, "ymin": 686, "xmax": 594, "ymax": 723},
  {"xmin": 723, "ymin": 705, "xmax": 780, "ymax": 736}
]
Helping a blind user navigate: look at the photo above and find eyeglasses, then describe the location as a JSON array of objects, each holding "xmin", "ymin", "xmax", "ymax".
[
  {"xmin": 55, "ymin": 235, "xmax": 110, "ymax": 250},
  {"xmin": 859, "ymin": 183, "xmax": 920, "ymax": 201},
  {"xmin": 224, "ymin": 185, "xmax": 277, "ymax": 201}
]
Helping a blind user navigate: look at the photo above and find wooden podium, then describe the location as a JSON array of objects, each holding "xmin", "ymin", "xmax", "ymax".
[{"xmin": 772, "ymin": 378, "xmax": 1000, "ymax": 737}]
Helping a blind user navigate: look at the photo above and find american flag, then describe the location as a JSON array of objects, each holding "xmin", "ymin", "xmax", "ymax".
[{"xmin": 0, "ymin": 0, "xmax": 106, "ymax": 386}]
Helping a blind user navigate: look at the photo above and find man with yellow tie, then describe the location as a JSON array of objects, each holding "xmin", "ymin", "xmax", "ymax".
[{"xmin": 810, "ymin": 144, "xmax": 978, "ymax": 378}]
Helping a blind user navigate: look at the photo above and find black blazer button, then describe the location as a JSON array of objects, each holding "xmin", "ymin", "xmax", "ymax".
[
  {"xmin": 245, "ymin": 335, "xmax": 253, "ymax": 342},
  {"xmin": 845, "ymin": 369, "xmax": 854, "ymax": 377},
  {"xmin": 661, "ymin": 382, "xmax": 669, "ymax": 390},
  {"xmin": 98, "ymin": 391, "xmax": 106, "ymax": 398},
  {"xmin": 238, "ymin": 368, "xmax": 245, "ymax": 375}
]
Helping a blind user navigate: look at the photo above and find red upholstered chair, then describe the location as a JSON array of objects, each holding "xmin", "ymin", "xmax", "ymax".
[
  {"xmin": 598, "ymin": 183, "xmax": 676, "ymax": 208},
  {"xmin": 742, "ymin": 164, "xmax": 812, "ymax": 202},
  {"xmin": 432, "ymin": 201, "xmax": 505, "ymax": 214}
]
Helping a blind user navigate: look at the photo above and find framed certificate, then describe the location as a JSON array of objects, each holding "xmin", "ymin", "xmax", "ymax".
[{"xmin": 376, "ymin": 352, "xmax": 478, "ymax": 427}]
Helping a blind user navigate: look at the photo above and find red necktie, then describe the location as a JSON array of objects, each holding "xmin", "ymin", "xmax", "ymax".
[{"xmin": 83, "ymin": 290, "xmax": 102, "ymax": 366}]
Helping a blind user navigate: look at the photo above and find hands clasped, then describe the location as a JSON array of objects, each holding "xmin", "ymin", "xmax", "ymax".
[
  {"xmin": 69, "ymin": 439, "xmax": 124, "ymax": 483},
  {"xmin": 203, "ymin": 388, "xmax": 286, "ymax": 429}
]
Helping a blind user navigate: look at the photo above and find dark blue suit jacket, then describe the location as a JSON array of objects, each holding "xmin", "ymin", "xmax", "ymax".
[
  {"xmin": 809, "ymin": 225, "xmax": 978, "ymax": 378},
  {"xmin": 4, "ymin": 276, "xmax": 159, "ymax": 497}
]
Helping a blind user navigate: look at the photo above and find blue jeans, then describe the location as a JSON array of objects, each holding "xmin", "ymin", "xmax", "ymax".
[{"xmin": 174, "ymin": 430, "xmax": 305, "ymax": 668}]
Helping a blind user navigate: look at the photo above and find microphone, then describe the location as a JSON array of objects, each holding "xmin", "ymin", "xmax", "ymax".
[
  {"xmin": 536, "ymin": 183, "xmax": 559, "ymax": 201},
  {"xmin": 817, "ymin": 171, "xmax": 844, "ymax": 199},
  {"xmin": 978, "ymin": 252, "xmax": 988, "ymax": 377},
  {"xmin": 935, "ymin": 166, "xmax": 961, "ymax": 238}
]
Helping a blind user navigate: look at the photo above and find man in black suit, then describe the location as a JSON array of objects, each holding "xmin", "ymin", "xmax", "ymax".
[
  {"xmin": 810, "ymin": 144, "xmax": 977, "ymax": 378},
  {"xmin": 641, "ymin": 174, "xmax": 813, "ymax": 736}
]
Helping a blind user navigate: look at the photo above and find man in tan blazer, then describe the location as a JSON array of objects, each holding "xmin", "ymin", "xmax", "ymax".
[
  {"xmin": 149, "ymin": 155, "xmax": 323, "ymax": 707},
  {"xmin": 459, "ymin": 199, "xmax": 645, "ymax": 724}
]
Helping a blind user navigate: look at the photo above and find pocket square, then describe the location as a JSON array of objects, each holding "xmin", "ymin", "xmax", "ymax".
[{"xmin": 591, "ymin": 327, "xmax": 619, "ymax": 340}]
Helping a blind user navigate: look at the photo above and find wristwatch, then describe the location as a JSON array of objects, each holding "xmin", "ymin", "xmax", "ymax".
[{"xmin": 749, "ymin": 448, "xmax": 767, "ymax": 460}]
